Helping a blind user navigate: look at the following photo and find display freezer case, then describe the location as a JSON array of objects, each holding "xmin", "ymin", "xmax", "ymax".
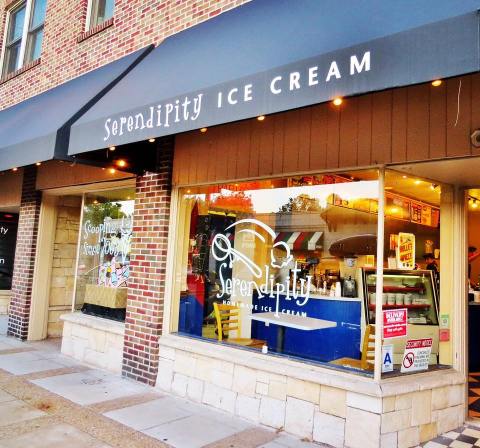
[{"xmin": 361, "ymin": 268, "xmax": 440, "ymax": 365}]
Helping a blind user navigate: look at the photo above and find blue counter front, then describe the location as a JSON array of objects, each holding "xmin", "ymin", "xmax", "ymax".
[{"xmin": 251, "ymin": 293, "xmax": 361, "ymax": 363}]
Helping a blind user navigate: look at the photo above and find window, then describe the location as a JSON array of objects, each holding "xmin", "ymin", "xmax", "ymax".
[
  {"xmin": 88, "ymin": 0, "xmax": 114, "ymax": 29},
  {"xmin": 2, "ymin": 0, "xmax": 47, "ymax": 76},
  {"xmin": 74, "ymin": 188, "xmax": 134, "ymax": 322},
  {"xmin": 172, "ymin": 171, "xmax": 380, "ymax": 375}
]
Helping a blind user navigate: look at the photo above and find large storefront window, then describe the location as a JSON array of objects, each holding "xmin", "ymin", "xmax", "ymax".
[
  {"xmin": 74, "ymin": 188, "xmax": 134, "ymax": 321},
  {"xmin": 378, "ymin": 170, "xmax": 446, "ymax": 377},
  {"xmin": 172, "ymin": 171, "xmax": 379, "ymax": 375},
  {"xmin": 0, "ymin": 212, "xmax": 18, "ymax": 290}
]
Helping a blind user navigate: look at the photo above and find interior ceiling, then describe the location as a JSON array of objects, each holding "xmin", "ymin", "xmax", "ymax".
[{"xmin": 392, "ymin": 156, "xmax": 480, "ymax": 188}]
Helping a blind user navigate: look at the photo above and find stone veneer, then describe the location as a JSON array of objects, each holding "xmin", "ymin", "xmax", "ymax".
[
  {"xmin": 0, "ymin": 290, "xmax": 10, "ymax": 314},
  {"xmin": 61, "ymin": 312, "xmax": 124, "ymax": 373},
  {"xmin": 48, "ymin": 196, "xmax": 81, "ymax": 337},
  {"xmin": 155, "ymin": 336, "xmax": 466, "ymax": 448}
]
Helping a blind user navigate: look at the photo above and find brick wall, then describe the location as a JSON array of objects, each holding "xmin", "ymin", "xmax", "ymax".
[
  {"xmin": 7, "ymin": 166, "xmax": 41, "ymax": 339},
  {"xmin": 0, "ymin": 0, "xmax": 250, "ymax": 109},
  {"xmin": 122, "ymin": 143, "xmax": 173, "ymax": 385}
]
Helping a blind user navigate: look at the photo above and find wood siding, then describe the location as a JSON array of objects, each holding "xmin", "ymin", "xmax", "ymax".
[
  {"xmin": 173, "ymin": 73, "xmax": 480, "ymax": 186},
  {"xmin": 36, "ymin": 161, "xmax": 133, "ymax": 191}
]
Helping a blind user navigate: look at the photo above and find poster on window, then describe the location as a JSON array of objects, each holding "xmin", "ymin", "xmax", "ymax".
[
  {"xmin": 396, "ymin": 232, "xmax": 415, "ymax": 270},
  {"xmin": 0, "ymin": 214, "xmax": 18, "ymax": 290}
]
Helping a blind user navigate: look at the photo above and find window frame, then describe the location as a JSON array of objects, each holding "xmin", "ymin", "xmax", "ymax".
[
  {"xmin": 0, "ymin": 0, "xmax": 45, "ymax": 78},
  {"xmin": 85, "ymin": 0, "xmax": 114, "ymax": 31}
]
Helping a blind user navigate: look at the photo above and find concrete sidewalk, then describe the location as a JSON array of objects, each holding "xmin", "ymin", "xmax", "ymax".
[
  {"xmin": 0, "ymin": 316, "xmax": 317, "ymax": 448},
  {"xmin": 1, "ymin": 316, "xmax": 480, "ymax": 448}
]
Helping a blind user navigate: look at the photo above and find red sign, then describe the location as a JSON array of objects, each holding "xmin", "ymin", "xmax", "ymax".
[{"xmin": 383, "ymin": 308, "xmax": 407, "ymax": 339}]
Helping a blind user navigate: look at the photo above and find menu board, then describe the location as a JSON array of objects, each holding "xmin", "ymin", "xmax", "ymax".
[
  {"xmin": 386, "ymin": 194, "xmax": 411, "ymax": 220},
  {"xmin": 0, "ymin": 214, "xmax": 18, "ymax": 290}
]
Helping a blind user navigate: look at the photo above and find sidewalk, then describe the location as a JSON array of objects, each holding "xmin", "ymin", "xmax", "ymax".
[
  {"xmin": 0, "ymin": 316, "xmax": 317, "ymax": 448},
  {"xmin": 0, "ymin": 315, "xmax": 479, "ymax": 448}
]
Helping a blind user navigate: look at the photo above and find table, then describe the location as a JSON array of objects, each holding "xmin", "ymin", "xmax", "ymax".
[{"xmin": 249, "ymin": 312, "xmax": 337, "ymax": 352}]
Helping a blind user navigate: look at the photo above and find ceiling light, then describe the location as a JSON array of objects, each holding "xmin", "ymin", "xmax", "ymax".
[
  {"xmin": 148, "ymin": 138, "xmax": 156, "ymax": 143},
  {"xmin": 109, "ymin": 146, "xmax": 116, "ymax": 151},
  {"xmin": 35, "ymin": 162, "xmax": 41, "ymax": 166},
  {"xmin": 11, "ymin": 167, "xmax": 17, "ymax": 172},
  {"xmin": 431, "ymin": 79, "xmax": 442, "ymax": 87},
  {"xmin": 257, "ymin": 115, "xmax": 266, "ymax": 121},
  {"xmin": 200, "ymin": 127, "xmax": 208, "ymax": 133},
  {"xmin": 332, "ymin": 97, "xmax": 343, "ymax": 106}
]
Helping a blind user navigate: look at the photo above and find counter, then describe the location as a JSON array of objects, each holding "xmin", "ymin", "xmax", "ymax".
[{"xmin": 251, "ymin": 292, "xmax": 361, "ymax": 362}]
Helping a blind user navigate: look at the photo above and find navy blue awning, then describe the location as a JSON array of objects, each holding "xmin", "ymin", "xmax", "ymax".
[
  {"xmin": 68, "ymin": 0, "xmax": 480, "ymax": 155},
  {"xmin": 0, "ymin": 46, "xmax": 152, "ymax": 172}
]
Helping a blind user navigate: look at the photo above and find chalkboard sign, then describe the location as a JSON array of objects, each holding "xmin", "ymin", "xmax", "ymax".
[{"xmin": 0, "ymin": 213, "xmax": 18, "ymax": 290}]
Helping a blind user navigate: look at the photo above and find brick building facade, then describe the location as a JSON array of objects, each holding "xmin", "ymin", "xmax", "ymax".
[
  {"xmin": 0, "ymin": 0, "xmax": 249, "ymax": 384},
  {"xmin": 0, "ymin": 0, "xmax": 249, "ymax": 109},
  {"xmin": 2, "ymin": 2, "xmax": 480, "ymax": 446}
]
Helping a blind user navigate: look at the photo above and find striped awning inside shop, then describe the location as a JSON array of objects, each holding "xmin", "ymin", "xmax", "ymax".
[{"xmin": 274, "ymin": 232, "xmax": 323, "ymax": 251}]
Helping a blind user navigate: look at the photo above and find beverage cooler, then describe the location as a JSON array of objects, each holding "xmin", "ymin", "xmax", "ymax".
[{"xmin": 361, "ymin": 268, "xmax": 440, "ymax": 365}]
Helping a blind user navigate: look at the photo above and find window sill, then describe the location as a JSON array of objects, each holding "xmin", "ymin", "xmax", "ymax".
[
  {"xmin": 77, "ymin": 17, "xmax": 114, "ymax": 43},
  {"xmin": 159, "ymin": 333, "xmax": 463, "ymax": 397},
  {"xmin": 0, "ymin": 58, "xmax": 41, "ymax": 85}
]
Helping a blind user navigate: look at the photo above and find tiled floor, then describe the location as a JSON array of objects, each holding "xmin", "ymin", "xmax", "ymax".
[{"xmin": 469, "ymin": 373, "xmax": 480, "ymax": 419}]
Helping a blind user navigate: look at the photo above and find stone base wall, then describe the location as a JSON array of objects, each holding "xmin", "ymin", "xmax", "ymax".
[
  {"xmin": 0, "ymin": 290, "xmax": 10, "ymax": 314},
  {"xmin": 61, "ymin": 312, "xmax": 124, "ymax": 373},
  {"xmin": 48, "ymin": 196, "xmax": 81, "ymax": 337},
  {"xmin": 155, "ymin": 337, "xmax": 466, "ymax": 448}
]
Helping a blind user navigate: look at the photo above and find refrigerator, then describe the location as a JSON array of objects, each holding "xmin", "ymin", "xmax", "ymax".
[{"xmin": 361, "ymin": 268, "xmax": 440, "ymax": 365}]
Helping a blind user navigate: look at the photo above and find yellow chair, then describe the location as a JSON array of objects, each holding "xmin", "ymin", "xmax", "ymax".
[
  {"xmin": 213, "ymin": 302, "xmax": 265, "ymax": 349},
  {"xmin": 330, "ymin": 324, "xmax": 376, "ymax": 371}
]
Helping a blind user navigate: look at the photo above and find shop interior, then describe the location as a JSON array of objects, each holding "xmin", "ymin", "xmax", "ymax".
[
  {"xmin": 172, "ymin": 169, "xmax": 445, "ymax": 376},
  {"xmin": 467, "ymin": 188, "xmax": 480, "ymax": 418}
]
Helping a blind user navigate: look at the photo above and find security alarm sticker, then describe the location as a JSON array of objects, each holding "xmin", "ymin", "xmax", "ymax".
[
  {"xmin": 382, "ymin": 345, "xmax": 394, "ymax": 373},
  {"xmin": 383, "ymin": 308, "xmax": 407, "ymax": 339},
  {"xmin": 400, "ymin": 338, "xmax": 432, "ymax": 373}
]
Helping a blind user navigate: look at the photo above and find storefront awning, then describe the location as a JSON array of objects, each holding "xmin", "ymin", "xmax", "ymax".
[
  {"xmin": 68, "ymin": 0, "xmax": 480, "ymax": 155},
  {"xmin": 275, "ymin": 232, "xmax": 323, "ymax": 252},
  {"xmin": 0, "ymin": 46, "xmax": 152, "ymax": 172}
]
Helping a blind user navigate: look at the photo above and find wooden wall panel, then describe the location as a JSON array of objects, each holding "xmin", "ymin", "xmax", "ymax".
[
  {"xmin": 429, "ymin": 82, "xmax": 447, "ymax": 159},
  {"xmin": 173, "ymin": 74, "xmax": 479, "ymax": 186},
  {"xmin": 309, "ymin": 106, "xmax": 327, "ymax": 171},
  {"xmin": 446, "ymin": 76, "xmax": 472, "ymax": 158},
  {"xmin": 272, "ymin": 114, "xmax": 285, "ymax": 175},
  {"xmin": 391, "ymin": 88, "xmax": 408, "ymax": 163},
  {"xmin": 235, "ymin": 121, "xmax": 251, "ymax": 180},
  {"xmin": 357, "ymin": 95, "xmax": 372, "ymax": 166},
  {"xmin": 371, "ymin": 91, "xmax": 392, "ymax": 164},
  {"xmin": 406, "ymin": 84, "xmax": 430, "ymax": 161},
  {"xmin": 37, "ymin": 161, "xmax": 132, "ymax": 190},
  {"xmin": 297, "ymin": 108, "xmax": 312, "ymax": 172},
  {"xmin": 0, "ymin": 169, "xmax": 22, "ymax": 209},
  {"xmin": 258, "ymin": 116, "xmax": 275, "ymax": 176},
  {"xmin": 471, "ymin": 73, "xmax": 480, "ymax": 134},
  {"xmin": 338, "ymin": 97, "xmax": 358, "ymax": 168},
  {"xmin": 282, "ymin": 109, "xmax": 301, "ymax": 174},
  {"xmin": 326, "ymin": 105, "xmax": 340, "ymax": 169}
]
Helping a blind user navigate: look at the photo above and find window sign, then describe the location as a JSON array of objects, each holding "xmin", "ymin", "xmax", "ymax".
[
  {"xmin": 0, "ymin": 213, "xmax": 18, "ymax": 290},
  {"xmin": 74, "ymin": 188, "xmax": 134, "ymax": 321},
  {"xmin": 173, "ymin": 172, "xmax": 379, "ymax": 375}
]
